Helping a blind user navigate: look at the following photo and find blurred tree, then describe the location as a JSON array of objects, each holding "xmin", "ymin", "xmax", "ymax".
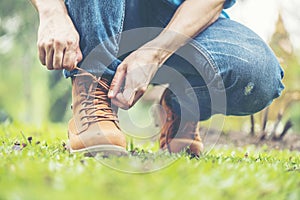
[
  {"xmin": 0, "ymin": 1, "xmax": 38, "ymax": 122},
  {"xmin": 268, "ymin": 13, "xmax": 300, "ymax": 132},
  {"xmin": 270, "ymin": 13, "xmax": 293, "ymax": 61},
  {"xmin": 269, "ymin": 13, "xmax": 300, "ymax": 91}
]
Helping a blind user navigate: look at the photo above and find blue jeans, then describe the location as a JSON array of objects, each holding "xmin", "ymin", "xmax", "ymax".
[{"xmin": 64, "ymin": 0, "xmax": 284, "ymax": 121}]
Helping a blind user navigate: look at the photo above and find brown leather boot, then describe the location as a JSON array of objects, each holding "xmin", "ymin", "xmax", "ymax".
[
  {"xmin": 158, "ymin": 88, "xmax": 203, "ymax": 156},
  {"xmin": 68, "ymin": 70, "xmax": 127, "ymax": 156}
]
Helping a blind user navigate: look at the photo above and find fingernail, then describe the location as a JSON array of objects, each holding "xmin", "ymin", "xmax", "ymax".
[{"xmin": 108, "ymin": 90, "xmax": 114, "ymax": 97}]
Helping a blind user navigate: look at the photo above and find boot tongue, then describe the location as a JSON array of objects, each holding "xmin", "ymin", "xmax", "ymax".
[
  {"xmin": 85, "ymin": 78, "xmax": 118, "ymax": 122},
  {"xmin": 72, "ymin": 70, "xmax": 119, "ymax": 134},
  {"xmin": 74, "ymin": 74, "xmax": 94, "ymax": 90},
  {"xmin": 91, "ymin": 87, "xmax": 110, "ymax": 115}
]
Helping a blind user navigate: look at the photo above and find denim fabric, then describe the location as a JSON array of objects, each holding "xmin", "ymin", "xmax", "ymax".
[
  {"xmin": 164, "ymin": 0, "xmax": 236, "ymax": 9},
  {"xmin": 64, "ymin": 0, "xmax": 284, "ymax": 121}
]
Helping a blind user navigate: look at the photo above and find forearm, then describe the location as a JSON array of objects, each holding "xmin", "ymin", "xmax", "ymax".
[
  {"xmin": 109, "ymin": 0, "xmax": 225, "ymax": 106},
  {"xmin": 145, "ymin": 0, "xmax": 225, "ymax": 64},
  {"xmin": 30, "ymin": 0, "xmax": 69, "ymax": 18}
]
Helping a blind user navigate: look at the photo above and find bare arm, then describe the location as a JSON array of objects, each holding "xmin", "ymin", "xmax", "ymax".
[
  {"xmin": 109, "ymin": 0, "xmax": 225, "ymax": 108},
  {"xmin": 148, "ymin": 0, "xmax": 225, "ymax": 63},
  {"xmin": 30, "ymin": 0, "xmax": 82, "ymax": 70},
  {"xmin": 30, "ymin": 0, "xmax": 67, "ymax": 14}
]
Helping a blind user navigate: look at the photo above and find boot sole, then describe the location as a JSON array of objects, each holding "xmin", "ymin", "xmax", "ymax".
[{"xmin": 67, "ymin": 142, "xmax": 128, "ymax": 157}]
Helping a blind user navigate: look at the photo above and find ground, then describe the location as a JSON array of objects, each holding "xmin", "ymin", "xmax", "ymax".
[
  {"xmin": 201, "ymin": 128, "xmax": 300, "ymax": 151},
  {"xmin": 0, "ymin": 122, "xmax": 299, "ymax": 200}
]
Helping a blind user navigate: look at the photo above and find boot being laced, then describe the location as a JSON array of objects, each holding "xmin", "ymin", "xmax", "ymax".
[{"xmin": 68, "ymin": 68, "xmax": 127, "ymax": 155}]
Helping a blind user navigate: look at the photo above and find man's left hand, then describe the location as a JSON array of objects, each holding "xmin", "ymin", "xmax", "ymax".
[{"xmin": 108, "ymin": 47, "xmax": 163, "ymax": 109}]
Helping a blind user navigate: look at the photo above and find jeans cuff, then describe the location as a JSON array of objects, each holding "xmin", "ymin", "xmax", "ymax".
[{"xmin": 63, "ymin": 69, "xmax": 79, "ymax": 78}]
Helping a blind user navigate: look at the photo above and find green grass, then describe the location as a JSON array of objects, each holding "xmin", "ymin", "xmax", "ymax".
[{"xmin": 0, "ymin": 122, "xmax": 299, "ymax": 200}]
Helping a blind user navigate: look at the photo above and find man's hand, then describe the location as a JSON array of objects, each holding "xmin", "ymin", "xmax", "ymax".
[
  {"xmin": 108, "ymin": 47, "xmax": 163, "ymax": 109},
  {"xmin": 37, "ymin": 12, "xmax": 82, "ymax": 71},
  {"xmin": 108, "ymin": 0, "xmax": 225, "ymax": 109},
  {"xmin": 31, "ymin": 0, "xmax": 82, "ymax": 71}
]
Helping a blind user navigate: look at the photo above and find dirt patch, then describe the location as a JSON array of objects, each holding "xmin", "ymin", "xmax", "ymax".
[{"xmin": 200, "ymin": 128, "xmax": 300, "ymax": 151}]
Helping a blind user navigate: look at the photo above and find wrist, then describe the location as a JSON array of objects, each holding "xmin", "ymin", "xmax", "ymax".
[
  {"xmin": 34, "ymin": 1, "xmax": 68, "ymax": 19},
  {"xmin": 142, "ymin": 40, "xmax": 174, "ymax": 66},
  {"xmin": 38, "ymin": 8, "xmax": 67, "ymax": 19},
  {"xmin": 144, "ymin": 31, "xmax": 191, "ymax": 65}
]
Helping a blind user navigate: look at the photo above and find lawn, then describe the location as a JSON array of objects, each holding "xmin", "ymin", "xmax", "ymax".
[{"xmin": 0, "ymin": 122, "xmax": 299, "ymax": 200}]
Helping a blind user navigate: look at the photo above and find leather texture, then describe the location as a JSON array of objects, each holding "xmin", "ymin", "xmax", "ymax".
[
  {"xmin": 159, "ymin": 88, "xmax": 203, "ymax": 156},
  {"xmin": 68, "ymin": 72, "xmax": 126, "ymax": 151}
]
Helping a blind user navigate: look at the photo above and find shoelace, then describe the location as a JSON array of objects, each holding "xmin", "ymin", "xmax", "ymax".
[{"xmin": 73, "ymin": 67, "xmax": 118, "ymax": 126}]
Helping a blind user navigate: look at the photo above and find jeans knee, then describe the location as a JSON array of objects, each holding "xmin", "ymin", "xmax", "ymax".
[{"xmin": 225, "ymin": 57, "xmax": 284, "ymax": 116}]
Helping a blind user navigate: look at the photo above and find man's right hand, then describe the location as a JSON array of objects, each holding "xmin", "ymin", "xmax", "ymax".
[{"xmin": 37, "ymin": 10, "xmax": 82, "ymax": 71}]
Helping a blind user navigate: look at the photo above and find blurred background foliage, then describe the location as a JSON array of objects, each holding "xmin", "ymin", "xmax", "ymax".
[
  {"xmin": 0, "ymin": 0, "xmax": 71, "ymax": 125},
  {"xmin": 0, "ymin": 1, "xmax": 299, "ymax": 133}
]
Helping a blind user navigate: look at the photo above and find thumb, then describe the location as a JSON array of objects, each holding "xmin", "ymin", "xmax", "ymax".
[
  {"xmin": 76, "ymin": 48, "xmax": 83, "ymax": 63},
  {"xmin": 108, "ymin": 64, "xmax": 126, "ymax": 98},
  {"xmin": 122, "ymin": 72, "xmax": 139, "ymax": 105},
  {"xmin": 67, "ymin": 47, "xmax": 83, "ymax": 71}
]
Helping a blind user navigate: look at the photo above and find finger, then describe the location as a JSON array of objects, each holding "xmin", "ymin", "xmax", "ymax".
[
  {"xmin": 111, "ymin": 97, "xmax": 129, "ymax": 110},
  {"xmin": 66, "ymin": 47, "xmax": 83, "ymax": 71},
  {"xmin": 38, "ymin": 44, "xmax": 46, "ymax": 66},
  {"xmin": 112, "ymin": 85, "xmax": 148, "ymax": 109},
  {"xmin": 53, "ymin": 43, "xmax": 65, "ymax": 70},
  {"xmin": 132, "ymin": 88, "xmax": 146, "ymax": 105},
  {"xmin": 122, "ymin": 87, "xmax": 136, "ymax": 105},
  {"xmin": 108, "ymin": 64, "xmax": 126, "ymax": 98},
  {"xmin": 70, "ymin": 48, "xmax": 83, "ymax": 70},
  {"xmin": 117, "ymin": 87, "xmax": 140, "ymax": 109},
  {"xmin": 62, "ymin": 46, "xmax": 77, "ymax": 71},
  {"xmin": 124, "ymin": 85, "xmax": 147, "ymax": 108},
  {"xmin": 76, "ymin": 47, "xmax": 83, "ymax": 63},
  {"xmin": 73, "ymin": 47, "xmax": 83, "ymax": 69},
  {"xmin": 111, "ymin": 93, "xmax": 130, "ymax": 109},
  {"xmin": 45, "ymin": 45, "xmax": 54, "ymax": 70},
  {"xmin": 122, "ymin": 71, "xmax": 141, "ymax": 103}
]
